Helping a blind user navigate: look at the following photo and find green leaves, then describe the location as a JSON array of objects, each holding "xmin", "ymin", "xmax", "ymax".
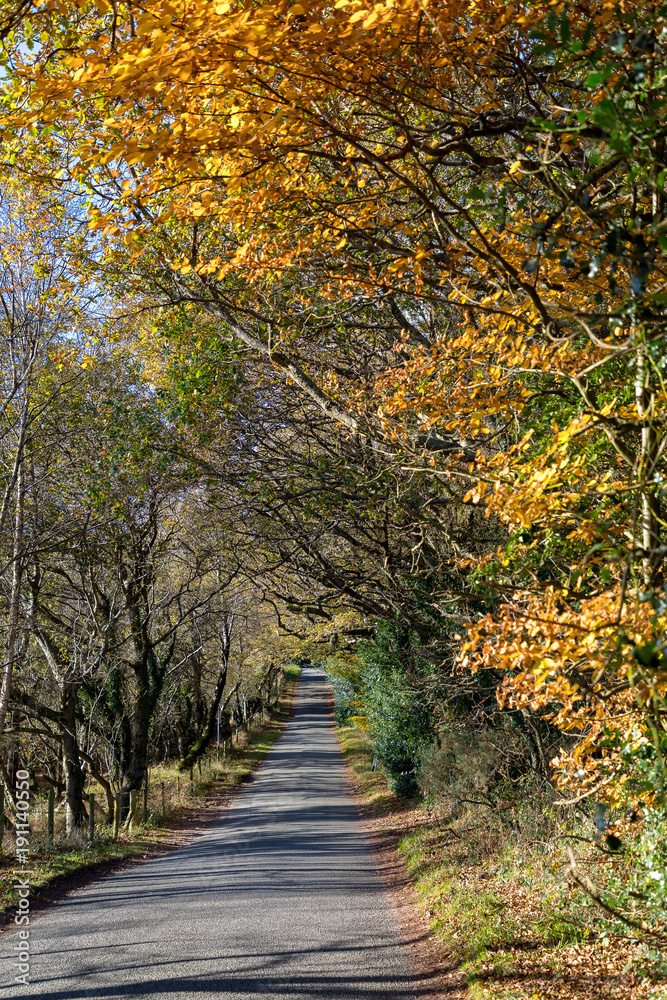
[{"xmin": 585, "ymin": 65, "xmax": 615, "ymax": 88}]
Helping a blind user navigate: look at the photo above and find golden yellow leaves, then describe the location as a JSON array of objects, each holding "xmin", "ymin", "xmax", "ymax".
[
  {"xmin": 462, "ymin": 583, "xmax": 667, "ymax": 805},
  {"xmin": 349, "ymin": 4, "xmax": 390, "ymax": 29}
]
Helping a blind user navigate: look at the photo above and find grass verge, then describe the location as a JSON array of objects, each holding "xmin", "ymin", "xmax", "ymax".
[
  {"xmin": 0, "ymin": 667, "xmax": 300, "ymax": 923},
  {"xmin": 337, "ymin": 724, "xmax": 662, "ymax": 1000}
]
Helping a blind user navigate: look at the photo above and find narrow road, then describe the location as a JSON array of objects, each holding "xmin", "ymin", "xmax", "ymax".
[{"xmin": 1, "ymin": 667, "xmax": 417, "ymax": 998}]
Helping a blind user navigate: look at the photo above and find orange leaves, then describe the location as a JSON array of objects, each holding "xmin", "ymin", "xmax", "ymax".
[{"xmin": 461, "ymin": 581, "xmax": 667, "ymax": 806}]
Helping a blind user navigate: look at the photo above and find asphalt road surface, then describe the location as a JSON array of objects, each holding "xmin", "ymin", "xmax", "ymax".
[{"xmin": 0, "ymin": 667, "xmax": 417, "ymax": 999}]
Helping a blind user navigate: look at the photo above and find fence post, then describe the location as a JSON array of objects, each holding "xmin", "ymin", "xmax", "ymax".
[
  {"xmin": 143, "ymin": 770, "xmax": 149, "ymax": 822},
  {"xmin": 88, "ymin": 793, "xmax": 95, "ymax": 844},
  {"xmin": 129, "ymin": 789, "xmax": 137, "ymax": 829},
  {"xmin": 113, "ymin": 793, "xmax": 120, "ymax": 839},
  {"xmin": 161, "ymin": 781, "xmax": 165, "ymax": 810},
  {"xmin": 0, "ymin": 785, "xmax": 4, "ymax": 849}
]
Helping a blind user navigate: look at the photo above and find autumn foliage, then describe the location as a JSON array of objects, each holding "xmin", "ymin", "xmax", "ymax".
[{"xmin": 2, "ymin": 0, "xmax": 667, "ymax": 937}]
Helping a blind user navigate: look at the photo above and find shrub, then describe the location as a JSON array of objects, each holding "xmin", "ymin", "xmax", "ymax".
[
  {"xmin": 419, "ymin": 725, "xmax": 531, "ymax": 807},
  {"xmin": 364, "ymin": 668, "xmax": 432, "ymax": 797},
  {"xmin": 420, "ymin": 730, "xmax": 499, "ymax": 805},
  {"xmin": 329, "ymin": 673, "xmax": 360, "ymax": 725}
]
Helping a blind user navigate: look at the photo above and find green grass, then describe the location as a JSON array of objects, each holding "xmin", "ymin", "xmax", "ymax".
[
  {"xmin": 337, "ymin": 725, "xmax": 398, "ymax": 811},
  {"xmin": 398, "ymin": 823, "xmax": 585, "ymax": 961}
]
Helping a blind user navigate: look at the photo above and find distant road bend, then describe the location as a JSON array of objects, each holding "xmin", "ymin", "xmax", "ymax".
[{"xmin": 1, "ymin": 667, "xmax": 418, "ymax": 999}]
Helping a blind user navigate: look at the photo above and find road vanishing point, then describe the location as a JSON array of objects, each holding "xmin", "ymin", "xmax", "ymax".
[{"xmin": 1, "ymin": 667, "xmax": 419, "ymax": 999}]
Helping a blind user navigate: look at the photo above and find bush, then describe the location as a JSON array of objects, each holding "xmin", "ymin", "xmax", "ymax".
[
  {"xmin": 346, "ymin": 624, "xmax": 434, "ymax": 797},
  {"xmin": 419, "ymin": 724, "xmax": 533, "ymax": 805},
  {"xmin": 368, "ymin": 684, "xmax": 431, "ymax": 796},
  {"xmin": 328, "ymin": 672, "xmax": 360, "ymax": 725},
  {"xmin": 419, "ymin": 729, "xmax": 501, "ymax": 805},
  {"xmin": 363, "ymin": 664, "xmax": 432, "ymax": 797}
]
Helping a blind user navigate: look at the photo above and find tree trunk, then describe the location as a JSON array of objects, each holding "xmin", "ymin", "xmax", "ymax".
[
  {"xmin": 61, "ymin": 681, "xmax": 86, "ymax": 833},
  {"xmin": 0, "ymin": 425, "xmax": 26, "ymax": 737},
  {"xmin": 180, "ymin": 680, "xmax": 239, "ymax": 772},
  {"xmin": 520, "ymin": 708, "xmax": 548, "ymax": 778},
  {"xmin": 121, "ymin": 679, "xmax": 151, "ymax": 807},
  {"xmin": 180, "ymin": 618, "xmax": 234, "ymax": 770},
  {"xmin": 635, "ymin": 341, "xmax": 663, "ymax": 586}
]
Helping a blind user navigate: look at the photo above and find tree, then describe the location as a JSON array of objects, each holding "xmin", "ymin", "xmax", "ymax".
[
  {"xmin": 0, "ymin": 178, "xmax": 96, "ymax": 815},
  {"xmin": 6, "ymin": 0, "xmax": 667, "ymax": 822}
]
